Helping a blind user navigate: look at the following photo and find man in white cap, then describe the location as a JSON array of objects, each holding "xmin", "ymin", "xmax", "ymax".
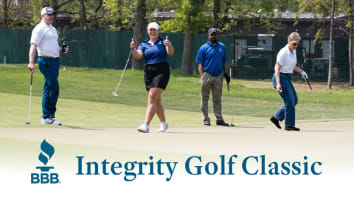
[{"xmin": 27, "ymin": 7, "xmax": 68, "ymax": 126}]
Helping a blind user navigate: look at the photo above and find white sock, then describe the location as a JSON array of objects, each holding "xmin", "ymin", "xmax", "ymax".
[{"xmin": 161, "ymin": 121, "xmax": 167, "ymax": 127}]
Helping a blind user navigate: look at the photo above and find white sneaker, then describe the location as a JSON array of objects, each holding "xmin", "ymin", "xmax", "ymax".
[
  {"xmin": 158, "ymin": 122, "xmax": 169, "ymax": 132},
  {"xmin": 137, "ymin": 124, "xmax": 149, "ymax": 133},
  {"xmin": 41, "ymin": 118, "xmax": 62, "ymax": 126}
]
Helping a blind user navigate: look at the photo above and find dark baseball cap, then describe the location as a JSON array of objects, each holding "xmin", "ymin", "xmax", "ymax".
[{"xmin": 208, "ymin": 28, "xmax": 217, "ymax": 35}]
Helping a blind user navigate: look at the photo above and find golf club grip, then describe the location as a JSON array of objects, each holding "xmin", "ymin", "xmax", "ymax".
[
  {"xmin": 306, "ymin": 78, "xmax": 312, "ymax": 90},
  {"xmin": 30, "ymin": 72, "xmax": 33, "ymax": 85}
]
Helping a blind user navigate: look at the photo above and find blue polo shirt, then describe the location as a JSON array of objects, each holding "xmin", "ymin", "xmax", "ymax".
[
  {"xmin": 196, "ymin": 41, "xmax": 228, "ymax": 77},
  {"xmin": 138, "ymin": 37, "xmax": 168, "ymax": 65}
]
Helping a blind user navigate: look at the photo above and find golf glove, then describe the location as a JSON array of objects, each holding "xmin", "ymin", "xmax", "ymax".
[
  {"xmin": 301, "ymin": 70, "xmax": 308, "ymax": 80},
  {"xmin": 224, "ymin": 73, "xmax": 231, "ymax": 84},
  {"xmin": 61, "ymin": 41, "xmax": 69, "ymax": 53}
]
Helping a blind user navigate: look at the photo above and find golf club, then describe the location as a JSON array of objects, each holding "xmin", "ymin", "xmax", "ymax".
[
  {"xmin": 225, "ymin": 72, "xmax": 235, "ymax": 127},
  {"xmin": 112, "ymin": 50, "xmax": 132, "ymax": 97},
  {"xmin": 25, "ymin": 72, "xmax": 33, "ymax": 125},
  {"xmin": 305, "ymin": 77, "xmax": 328, "ymax": 122}
]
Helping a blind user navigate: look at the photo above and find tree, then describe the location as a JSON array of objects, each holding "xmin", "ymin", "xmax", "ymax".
[
  {"xmin": 341, "ymin": 0, "xmax": 354, "ymax": 86},
  {"xmin": 328, "ymin": 0, "xmax": 335, "ymax": 89},
  {"xmin": 213, "ymin": 0, "xmax": 220, "ymax": 28},
  {"xmin": 2, "ymin": 0, "xmax": 9, "ymax": 28},
  {"xmin": 1, "ymin": 0, "xmax": 33, "ymax": 28},
  {"xmin": 103, "ymin": 0, "xmax": 136, "ymax": 30},
  {"xmin": 79, "ymin": 0, "xmax": 88, "ymax": 29},
  {"xmin": 132, "ymin": 0, "xmax": 147, "ymax": 70},
  {"xmin": 161, "ymin": 0, "xmax": 212, "ymax": 75},
  {"xmin": 299, "ymin": 0, "xmax": 354, "ymax": 87}
]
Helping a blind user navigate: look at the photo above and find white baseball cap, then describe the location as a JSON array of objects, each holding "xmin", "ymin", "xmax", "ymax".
[
  {"xmin": 41, "ymin": 7, "xmax": 56, "ymax": 15},
  {"xmin": 147, "ymin": 22, "xmax": 159, "ymax": 31}
]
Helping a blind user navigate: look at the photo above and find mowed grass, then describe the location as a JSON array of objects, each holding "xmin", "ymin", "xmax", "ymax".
[{"xmin": 0, "ymin": 64, "xmax": 353, "ymax": 127}]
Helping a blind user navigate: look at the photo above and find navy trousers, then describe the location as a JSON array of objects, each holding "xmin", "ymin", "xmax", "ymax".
[
  {"xmin": 38, "ymin": 57, "xmax": 60, "ymax": 119},
  {"xmin": 272, "ymin": 73, "xmax": 298, "ymax": 127}
]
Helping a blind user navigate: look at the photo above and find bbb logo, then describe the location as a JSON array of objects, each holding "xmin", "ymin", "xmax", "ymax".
[{"xmin": 30, "ymin": 139, "xmax": 60, "ymax": 184}]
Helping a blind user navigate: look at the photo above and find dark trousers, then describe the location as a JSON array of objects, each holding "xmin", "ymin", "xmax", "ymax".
[
  {"xmin": 38, "ymin": 57, "xmax": 60, "ymax": 119},
  {"xmin": 272, "ymin": 73, "xmax": 298, "ymax": 127}
]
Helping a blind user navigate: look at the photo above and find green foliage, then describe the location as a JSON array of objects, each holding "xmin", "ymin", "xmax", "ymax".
[
  {"xmin": 30, "ymin": 0, "xmax": 43, "ymax": 26},
  {"xmin": 298, "ymin": 0, "xmax": 354, "ymax": 41},
  {"xmin": 160, "ymin": 0, "xmax": 213, "ymax": 33},
  {"xmin": 103, "ymin": 0, "xmax": 136, "ymax": 30}
]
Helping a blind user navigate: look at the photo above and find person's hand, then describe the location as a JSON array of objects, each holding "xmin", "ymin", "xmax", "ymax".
[
  {"xmin": 61, "ymin": 45, "xmax": 69, "ymax": 54},
  {"xmin": 27, "ymin": 63, "xmax": 35, "ymax": 73},
  {"xmin": 130, "ymin": 38, "xmax": 136, "ymax": 49},
  {"xmin": 276, "ymin": 84, "xmax": 282, "ymax": 93},
  {"xmin": 224, "ymin": 73, "xmax": 230, "ymax": 84},
  {"xmin": 63, "ymin": 45, "xmax": 69, "ymax": 54},
  {"xmin": 61, "ymin": 41, "xmax": 69, "ymax": 54},
  {"xmin": 301, "ymin": 70, "xmax": 308, "ymax": 80},
  {"xmin": 164, "ymin": 36, "xmax": 170, "ymax": 47}
]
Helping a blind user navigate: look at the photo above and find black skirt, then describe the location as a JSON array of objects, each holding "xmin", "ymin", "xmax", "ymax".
[{"xmin": 144, "ymin": 62, "xmax": 170, "ymax": 91}]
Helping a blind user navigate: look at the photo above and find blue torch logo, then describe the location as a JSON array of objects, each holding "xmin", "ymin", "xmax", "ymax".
[{"xmin": 36, "ymin": 139, "xmax": 55, "ymax": 172}]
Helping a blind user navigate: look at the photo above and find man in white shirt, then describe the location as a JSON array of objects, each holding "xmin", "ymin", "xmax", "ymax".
[{"xmin": 27, "ymin": 7, "xmax": 68, "ymax": 126}]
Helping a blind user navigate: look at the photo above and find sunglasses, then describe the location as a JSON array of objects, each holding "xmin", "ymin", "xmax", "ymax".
[{"xmin": 291, "ymin": 42, "xmax": 299, "ymax": 47}]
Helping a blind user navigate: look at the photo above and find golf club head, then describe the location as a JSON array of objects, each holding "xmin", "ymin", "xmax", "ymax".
[
  {"xmin": 112, "ymin": 92, "xmax": 118, "ymax": 97},
  {"xmin": 229, "ymin": 123, "xmax": 235, "ymax": 127},
  {"xmin": 25, "ymin": 122, "xmax": 30, "ymax": 125}
]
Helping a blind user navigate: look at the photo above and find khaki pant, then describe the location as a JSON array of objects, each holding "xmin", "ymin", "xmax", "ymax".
[{"xmin": 200, "ymin": 72, "xmax": 223, "ymax": 122}]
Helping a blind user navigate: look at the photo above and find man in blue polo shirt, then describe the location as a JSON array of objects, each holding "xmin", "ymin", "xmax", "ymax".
[{"xmin": 196, "ymin": 28, "xmax": 230, "ymax": 126}]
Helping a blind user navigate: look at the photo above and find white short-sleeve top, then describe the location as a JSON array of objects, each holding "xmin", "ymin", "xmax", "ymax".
[
  {"xmin": 30, "ymin": 20, "xmax": 60, "ymax": 58},
  {"xmin": 275, "ymin": 44, "xmax": 297, "ymax": 74}
]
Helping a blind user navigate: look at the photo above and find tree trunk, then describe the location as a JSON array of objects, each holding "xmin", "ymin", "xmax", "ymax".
[
  {"xmin": 116, "ymin": 0, "xmax": 123, "ymax": 28},
  {"xmin": 132, "ymin": 0, "xmax": 146, "ymax": 70},
  {"xmin": 349, "ymin": 0, "xmax": 354, "ymax": 86},
  {"xmin": 79, "ymin": 0, "xmax": 88, "ymax": 29},
  {"xmin": 51, "ymin": 0, "xmax": 58, "ymax": 26},
  {"xmin": 2, "ymin": 0, "xmax": 8, "ymax": 28},
  {"xmin": 327, "ymin": 0, "xmax": 335, "ymax": 89},
  {"xmin": 181, "ymin": 32, "xmax": 194, "ymax": 75},
  {"xmin": 349, "ymin": 29, "xmax": 353, "ymax": 86},
  {"xmin": 213, "ymin": 0, "xmax": 220, "ymax": 28},
  {"xmin": 223, "ymin": 0, "xmax": 231, "ymax": 25},
  {"xmin": 92, "ymin": 0, "xmax": 103, "ymax": 29}
]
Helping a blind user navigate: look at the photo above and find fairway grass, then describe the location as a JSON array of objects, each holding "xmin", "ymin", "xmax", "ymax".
[
  {"xmin": 0, "ymin": 64, "xmax": 353, "ymax": 128},
  {"xmin": 0, "ymin": 92, "xmax": 265, "ymax": 128}
]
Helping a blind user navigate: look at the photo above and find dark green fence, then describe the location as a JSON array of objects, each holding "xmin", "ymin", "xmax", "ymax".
[
  {"xmin": 0, "ymin": 29, "xmax": 233, "ymax": 72},
  {"xmin": 0, "ymin": 29, "xmax": 349, "ymax": 81},
  {"xmin": 233, "ymin": 35, "xmax": 349, "ymax": 81}
]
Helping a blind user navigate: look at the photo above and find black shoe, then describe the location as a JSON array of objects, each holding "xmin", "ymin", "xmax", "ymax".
[
  {"xmin": 204, "ymin": 120, "xmax": 211, "ymax": 126},
  {"xmin": 270, "ymin": 116, "xmax": 281, "ymax": 129},
  {"xmin": 216, "ymin": 120, "xmax": 229, "ymax": 126},
  {"xmin": 285, "ymin": 126, "xmax": 300, "ymax": 131}
]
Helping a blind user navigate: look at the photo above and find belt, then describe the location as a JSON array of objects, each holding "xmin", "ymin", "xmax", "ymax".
[
  {"xmin": 280, "ymin": 72, "xmax": 292, "ymax": 75},
  {"xmin": 39, "ymin": 56, "xmax": 59, "ymax": 59}
]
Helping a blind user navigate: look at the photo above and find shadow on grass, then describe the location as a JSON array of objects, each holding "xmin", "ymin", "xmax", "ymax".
[{"xmin": 61, "ymin": 124, "xmax": 103, "ymax": 131}]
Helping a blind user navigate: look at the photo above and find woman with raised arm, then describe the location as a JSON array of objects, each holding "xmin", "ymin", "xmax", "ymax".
[{"xmin": 130, "ymin": 22, "xmax": 174, "ymax": 133}]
